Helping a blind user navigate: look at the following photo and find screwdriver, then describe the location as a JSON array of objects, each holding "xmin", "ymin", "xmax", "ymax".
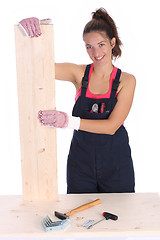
[{"xmin": 87, "ymin": 212, "xmax": 118, "ymax": 229}]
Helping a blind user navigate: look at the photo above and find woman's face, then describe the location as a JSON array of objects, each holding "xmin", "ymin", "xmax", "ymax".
[{"xmin": 83, "ymin": 31, "xmax": 115, "ymax": 65}]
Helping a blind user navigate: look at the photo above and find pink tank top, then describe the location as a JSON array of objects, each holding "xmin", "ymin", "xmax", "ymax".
[{"xmin": 75, "ymin": 63, "xmax": 118, "ymax": 101}]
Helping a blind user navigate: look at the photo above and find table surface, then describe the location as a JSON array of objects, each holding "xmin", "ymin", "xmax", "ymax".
[{"xmin": 0, "ymin": 193, "xmax": 160, "ymax": 238}]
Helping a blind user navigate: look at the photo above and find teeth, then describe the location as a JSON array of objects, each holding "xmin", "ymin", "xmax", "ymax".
[{"xmin": 95, "ymin": 56, "xmax": 104, "ymax": 60}]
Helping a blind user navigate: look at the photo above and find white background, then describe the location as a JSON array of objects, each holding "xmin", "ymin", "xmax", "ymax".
[{"xmin": 0, "ymin": 0, "xmax": 160, "ymax": 195}]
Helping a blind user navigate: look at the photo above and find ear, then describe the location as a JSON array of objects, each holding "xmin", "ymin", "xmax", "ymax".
[{"xmin": 110, "ymin": 37, "xmax": 116, "ymax": 48}]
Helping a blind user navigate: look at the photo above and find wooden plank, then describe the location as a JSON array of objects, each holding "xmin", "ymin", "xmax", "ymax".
[
  {"xmin": 0, "ymin": 193, "xmax": 160, "ymax": 238},
  {"xmin": 14, "ymin": 24, "xmax": 58, "ymax": 200}
]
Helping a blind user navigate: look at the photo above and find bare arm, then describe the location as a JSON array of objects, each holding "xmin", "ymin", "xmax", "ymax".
[
  {"xmin": 55, "ymin": 63, "xmax": 84, "ymax": 87},
  {"xmin": 79, "ymin": 73, "xmax": 136, "ymax": 135}
]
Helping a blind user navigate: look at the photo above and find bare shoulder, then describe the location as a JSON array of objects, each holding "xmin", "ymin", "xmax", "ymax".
[
  {"xmin": 120, "ymin": 71, "xmax": 136, "ymax": 84},
  {"xmin": 118, "ymin": 71, "xmax": 136, "ymax": 93}
]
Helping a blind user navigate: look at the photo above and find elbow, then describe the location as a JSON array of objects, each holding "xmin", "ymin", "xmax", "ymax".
[
  {"xmin": 103, "ymin": 127, "xmax": 116, "ymax": 135},
  {"xmin": 105, "ymin": 120, "xmax": 118, "ymax": 135},
  {"xmin": 107, "ymin": 129, "xmax": 116, "ymax": 135}
]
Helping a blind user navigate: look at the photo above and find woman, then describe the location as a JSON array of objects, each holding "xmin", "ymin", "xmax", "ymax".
[{"xmin": 19, "ymin": 8, "xmax": 136, "ymax": 194}]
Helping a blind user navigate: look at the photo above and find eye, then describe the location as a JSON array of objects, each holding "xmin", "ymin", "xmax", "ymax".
[
  {"xmin": 86, "ymin": 45, "xmax": 92, "ymax": 50},
  {"xmin": 99, "ymin": 43, "xmax": 105, "ymax": 47}
]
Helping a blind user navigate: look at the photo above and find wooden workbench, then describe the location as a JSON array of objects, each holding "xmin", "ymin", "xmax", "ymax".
[{"xmin": 0, "ymin": 193, "xmax": 160, "ymax": 239}]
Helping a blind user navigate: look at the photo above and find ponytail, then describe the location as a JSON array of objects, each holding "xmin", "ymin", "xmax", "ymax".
[{"xmin": 83, "ymin": 8, "xmax": 122, "ymax": 59}]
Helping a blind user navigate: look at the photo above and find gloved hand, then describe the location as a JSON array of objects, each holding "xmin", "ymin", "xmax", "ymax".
[
  {"xmin": 38, "ymin": 110, "xmax": 80, "ymax": 130},
  {"xmin": 18, "ymin": 17, "xmax": 52, "ymax": 38}
]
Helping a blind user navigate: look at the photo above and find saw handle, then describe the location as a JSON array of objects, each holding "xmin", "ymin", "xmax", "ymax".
[{"xmin": 65, "ymin": 199, "xmax": 101, "ymax": 217}]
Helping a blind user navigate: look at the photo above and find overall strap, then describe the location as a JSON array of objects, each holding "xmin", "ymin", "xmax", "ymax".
[
  {"xmin": 81, "ymin": 64, "xmax": 91, "ymax": 97},
  {"xmin": 110, "ymin": 68, "xmax": 121, "ymax": 99}
]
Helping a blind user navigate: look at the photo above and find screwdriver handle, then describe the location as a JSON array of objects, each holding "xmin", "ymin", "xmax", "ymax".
[{"xmin": 103, "ymin": 212, "xmax": 118, "ymax": 220}]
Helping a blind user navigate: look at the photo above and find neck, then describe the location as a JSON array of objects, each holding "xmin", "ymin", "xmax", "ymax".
[{"xmin": 93, "ymin": 62, "xmax": 113, "ymax": 78}]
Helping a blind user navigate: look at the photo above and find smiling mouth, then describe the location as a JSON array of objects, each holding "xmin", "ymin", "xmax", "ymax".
[{"xmin": 94, "ymin": 55, "xmax": 105, "ymax": 61}]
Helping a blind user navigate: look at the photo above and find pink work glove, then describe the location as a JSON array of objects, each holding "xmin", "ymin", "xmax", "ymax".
[
  {"xmin": 38, "ymin": 110, "xmax": 69, "ymax": 128},
  {"xmin": 18, "ymin": 17, "xmax": 52, "ymax": 38}
]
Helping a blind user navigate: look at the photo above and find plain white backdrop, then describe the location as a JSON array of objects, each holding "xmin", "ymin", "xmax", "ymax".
[{"xmin": 0, "ymin": 0, "xmax": 160, "ymax": 195}]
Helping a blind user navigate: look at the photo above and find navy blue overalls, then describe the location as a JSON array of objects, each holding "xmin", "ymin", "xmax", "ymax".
[{"xmin": 67, "ymin": 64, "xmax": 135, "ymax": 194}]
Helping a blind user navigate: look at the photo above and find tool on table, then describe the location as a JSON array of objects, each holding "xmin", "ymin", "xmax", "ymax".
[
  {"xmin": 87, "ymin": 211, "xmax": 118, "ymax": 229},
  {"xmin": 41, "ymin": 215, "xmax": 70, "ymax": 232},
  {"xmin": 103, "ymin": 211, "xmax": 118, "ymax": 220},
  {"xmin": 55, "ymin": 198, "xmax": 101, "ymax": 220},
  {"xmin": 82, "ymin": 219, "xmax": 95, "ymax": 227},
  {"xmin": 87, "ymin": 218, "xmax": 105, "ymax": 229}
]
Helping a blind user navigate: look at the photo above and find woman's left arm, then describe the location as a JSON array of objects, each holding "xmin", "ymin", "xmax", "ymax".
[
  {"xmin": 38, "ymin": 73, "xmax": 136, "ymax": 133},
  {"xmin": 79, "ymin": 73, "xmax": 136, "ymax": 135}
]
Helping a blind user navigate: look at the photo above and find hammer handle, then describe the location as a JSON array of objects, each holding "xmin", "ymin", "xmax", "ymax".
[{"xmin": 65, "ymin": 199, "xmax": 101, "ymax": 217}]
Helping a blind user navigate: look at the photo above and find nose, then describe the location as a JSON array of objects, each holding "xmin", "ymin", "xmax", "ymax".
[{"xmin": 92, "ymin": 47, "xmax": 101, "ymax": 57}]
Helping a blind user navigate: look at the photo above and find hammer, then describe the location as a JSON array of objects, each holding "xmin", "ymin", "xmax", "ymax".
[{"xmin": 55, "ymin": 199, "xmax": 101, "ymax": 220}]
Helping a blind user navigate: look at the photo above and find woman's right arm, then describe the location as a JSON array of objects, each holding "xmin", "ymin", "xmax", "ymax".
[{"xmin": 55, "ymin": 63, "xmax": 83, "ymax": 86}]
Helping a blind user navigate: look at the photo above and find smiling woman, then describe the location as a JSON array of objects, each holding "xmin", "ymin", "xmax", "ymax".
[
  {"xmin": 83, "ymin": 8, "xmax": 122, "ymax": 60},
  {"xmin": 84, "ymin": 32, "xmax": 115, "ymax": 64},
  {"xmin": 19, "ymin": 7, "xmax": 136, "ymax": 194}
]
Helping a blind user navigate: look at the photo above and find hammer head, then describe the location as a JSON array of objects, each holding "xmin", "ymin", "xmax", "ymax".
[{"xmin": 55, "ymin": 211, "xmax": 69, "ymax": 220}]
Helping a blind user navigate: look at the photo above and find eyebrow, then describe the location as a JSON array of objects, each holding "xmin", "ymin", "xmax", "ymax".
[
  {"xmin": 98, "ymin": 41, "xmax": 106, "ymax": 44},
  {"xmin": 85, "ymin": 41, "xmax": 106, "ymax": 46}
]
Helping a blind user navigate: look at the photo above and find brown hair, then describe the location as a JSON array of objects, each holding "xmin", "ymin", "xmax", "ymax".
[{"xmin": 83, "ymin": 8, "xmax": 122, "ymax": 59}]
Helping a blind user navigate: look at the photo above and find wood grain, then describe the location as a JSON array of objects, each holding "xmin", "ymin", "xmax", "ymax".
[
  {"xmin": 0, "ymin": 193, "xmax": 160, "ymax": 237},
  {"xmin": 14, "ymin": 25, "xmax": 58, "ymax": 200}
]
